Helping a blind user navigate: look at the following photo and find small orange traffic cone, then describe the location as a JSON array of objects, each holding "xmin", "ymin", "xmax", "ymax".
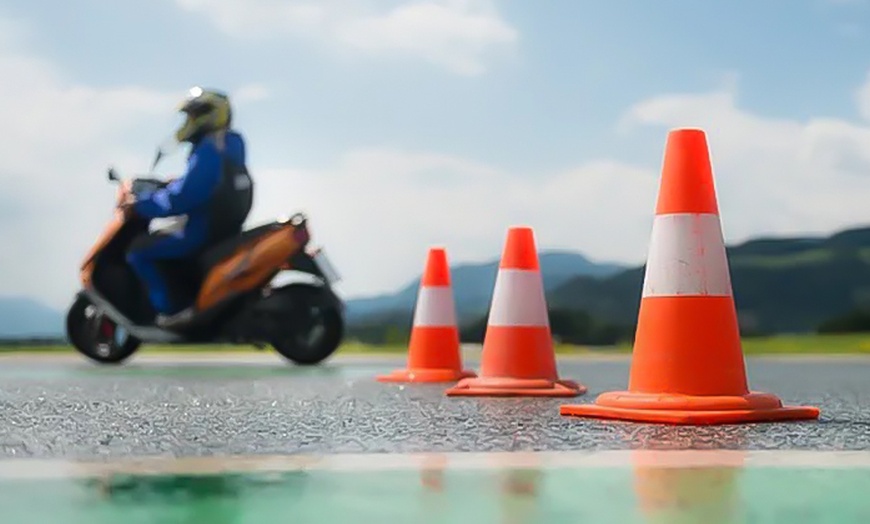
[
  {"xmin": 560, "ymin": 128, "xmax": 820, "ymax": 424},
  {"xmin": 377, "ymin": 247, "xmax": 476, "ymax": 383},
  {"xmin": 446, "ymin": 226, "xmax": 585, "ymax": 397}
]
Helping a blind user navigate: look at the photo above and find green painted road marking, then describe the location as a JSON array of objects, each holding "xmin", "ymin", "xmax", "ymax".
[{"xmin": 1, "ymin": 451, "xmax": 869, "ymax": 523}]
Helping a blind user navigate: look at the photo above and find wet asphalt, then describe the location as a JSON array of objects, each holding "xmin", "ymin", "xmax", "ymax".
[{"xmin": 0, "ymin": 353, "xmax": 868, "ymax": 460}]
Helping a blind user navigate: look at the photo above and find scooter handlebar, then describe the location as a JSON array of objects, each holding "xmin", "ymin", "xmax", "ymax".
[{"xmin": 107, "ymin": 166, "xmax": 169, "ymax": 194}]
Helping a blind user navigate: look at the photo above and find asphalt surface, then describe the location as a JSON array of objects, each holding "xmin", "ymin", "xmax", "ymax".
[{"xmin": 0, "ymin": 353, "xmax": 868, "ymax": 460}]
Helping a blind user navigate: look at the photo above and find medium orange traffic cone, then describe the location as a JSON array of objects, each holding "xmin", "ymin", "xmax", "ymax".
[
  {"xmin": 560, "ymin": 128, "xmax": 820, "ymax": 424},
  {"xmin": 377, "ymin": 247, "xmax": 476, "ymax": 383},
  {"xmin": 446, "ymin": 226, "xmax": 585, "ymax": 397}
]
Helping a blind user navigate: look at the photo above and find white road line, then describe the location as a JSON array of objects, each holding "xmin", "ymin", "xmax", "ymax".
[{"xmin": 0, "ymin": 450, "xmax": 869, "ymax": 480}]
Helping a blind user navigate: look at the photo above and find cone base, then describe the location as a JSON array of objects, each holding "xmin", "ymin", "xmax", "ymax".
[
  {"xmin": 446, "ymin": 376, "xmax": 587, "ymax": 397},
  {"xmin": 376, "ymin": 368, "xmax": 477, "ymax": 384},
  {"xmin": 559, "ymin": 390, "xmax": 820, "ymax": 425}
]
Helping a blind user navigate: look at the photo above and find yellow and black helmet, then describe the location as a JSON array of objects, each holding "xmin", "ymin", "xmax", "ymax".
[{"xmin": 174, "ymin": 86, "xmax": 232, "ymax": 143}]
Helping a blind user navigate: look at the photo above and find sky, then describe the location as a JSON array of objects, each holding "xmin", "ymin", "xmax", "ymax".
[{"xmin": 2, "ymin": 0, "xmax": 870, "ymax": 310}]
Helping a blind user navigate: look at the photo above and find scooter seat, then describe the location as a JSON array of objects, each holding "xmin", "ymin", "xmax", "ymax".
[{"xmin": 196, "ymin": 222, "xmax": 288, "ymax": 274}]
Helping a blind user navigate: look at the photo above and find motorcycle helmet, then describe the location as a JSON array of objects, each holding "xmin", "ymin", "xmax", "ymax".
[{"xmin": 174, "ymin": 86, "xmax": 232, "ymax": 144}]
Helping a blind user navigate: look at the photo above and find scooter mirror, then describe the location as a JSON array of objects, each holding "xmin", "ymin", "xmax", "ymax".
[
  {"xmin": 150, "ymin": 149, "xmax": 163, "ymax": 172},
  {"xmin": 107, "ymin": 167, "xmax": 119, "ymax": 183},
  {"xmin": 150, "ymin": 136, "xmax": 180, "ymax": 173}
]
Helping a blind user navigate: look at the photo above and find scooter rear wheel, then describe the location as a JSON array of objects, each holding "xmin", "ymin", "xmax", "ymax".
[{"xmin": 268, "ymin": 285, "xmax": 344, "ymax": 365}]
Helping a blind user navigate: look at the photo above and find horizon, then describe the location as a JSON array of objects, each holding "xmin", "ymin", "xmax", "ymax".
[
  {"xmin": 3, "ymin": 0, "xmax": 870, "ymax": 310},
  {"xmin": 3, "ymin": 219, "xmax": 868, "ymax": 310}
]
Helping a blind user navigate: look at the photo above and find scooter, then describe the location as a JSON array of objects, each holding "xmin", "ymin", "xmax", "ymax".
[{"xmin": 65, "ymin": 166, "xmax": 345, "ymax": 365}]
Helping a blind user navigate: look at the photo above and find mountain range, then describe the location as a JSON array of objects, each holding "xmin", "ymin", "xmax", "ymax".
[
  {"xmin": 0, "ymin": 296, "xmax": 66, "ymax": 338},
  {"xmin": 344, "ymin": 251, "xmax": 626, "ymax": 323},
  {"xmin": 347, "ymin": 225, "xmax": 870, "ymax": 336},
  {"xmin": 3, "ymin": 225, "xmax": 870, "ymax": 338},
  {"xmin": 548, "ymin": 225, "xmax": 870, "ymax": 334}
]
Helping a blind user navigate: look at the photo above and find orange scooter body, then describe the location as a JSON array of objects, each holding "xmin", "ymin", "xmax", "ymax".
[{"xmin": 79, "ymin": 185, "xmax": 129, "ymax": 291}]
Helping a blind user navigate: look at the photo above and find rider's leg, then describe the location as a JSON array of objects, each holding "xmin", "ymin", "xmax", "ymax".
[{"xmin": 126, "ymin": 231, "xmax": 202, "ymax": 317}]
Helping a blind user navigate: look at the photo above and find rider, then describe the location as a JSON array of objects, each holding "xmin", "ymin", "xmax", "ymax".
[{"xmin": 124, "ymin": 86, "xmax": 254, "ymax": 327}]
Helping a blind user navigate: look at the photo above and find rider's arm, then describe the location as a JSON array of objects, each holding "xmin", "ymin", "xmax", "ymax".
[{"xmin": 133, "ymin": 142, "xmax": 222, "ymax": 218}]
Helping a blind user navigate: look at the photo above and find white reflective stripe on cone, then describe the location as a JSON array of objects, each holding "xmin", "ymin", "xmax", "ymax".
[
  {"xmin": 413, "ymin": 286, "xmax": 458, "ymax": 327},
  {"xmin": 487, "ymin": 269, "xmax": 550, "ymax": 327},
  {"xmin": 642, "ymin": 213, "xmax": 733, "ymax": 298}
]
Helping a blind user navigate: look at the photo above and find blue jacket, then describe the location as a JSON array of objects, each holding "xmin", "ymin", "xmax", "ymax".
[{"xmin": 134, "ymin": 130, "xmax": 248, "ymax": 245}]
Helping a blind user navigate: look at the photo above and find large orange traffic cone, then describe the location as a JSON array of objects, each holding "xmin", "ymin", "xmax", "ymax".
[
  {"xmin": 560, "ymin": 128, "xmax": 820, "ymax": 424},
  {"xmin": 377, "ymin": 247, "xmax": 476, "ymax": 383},
  {"xmin": 446, "ymin": 226, "xmax": 586, "ymax": 397}
]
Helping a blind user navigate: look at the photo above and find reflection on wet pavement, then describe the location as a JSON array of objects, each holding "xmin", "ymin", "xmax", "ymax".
[{"xmin": 1, "ymin": 450, "xmax": 870, "ymax": 523}]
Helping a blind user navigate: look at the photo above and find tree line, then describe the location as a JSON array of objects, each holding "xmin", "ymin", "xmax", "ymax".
[
  {"xmin": 347, "ymin": 306, "xmax": 870, "ymax": 346},
  {"xmin": 348, "ymin": 307, "xmax": 636, "ymax": 346}
]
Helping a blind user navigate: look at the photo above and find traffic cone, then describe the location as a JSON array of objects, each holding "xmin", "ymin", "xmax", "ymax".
[
  {"xmin": 377, "ymin": 247, "xmax": 476, "ymax": 383},
  {"xmin": 560, "ymin": 128, "xmax": 820, "ymax": 424},
  {"xmin": 446, "ymin": 226, "xmax": 586, "ymax": 397}
]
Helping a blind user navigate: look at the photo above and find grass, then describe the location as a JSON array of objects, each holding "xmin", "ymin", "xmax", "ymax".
[
  {"xmin": 740, "ymin": 333, "xmax": 870, "ymax": 355},
  {"xmin": 3, "ymin": 333, "xmax": 870, "ymax": 356}
]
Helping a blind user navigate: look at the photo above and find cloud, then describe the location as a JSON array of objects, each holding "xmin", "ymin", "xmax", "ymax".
[
  {"xmin": 173, "ymin": 0, "xmax": 518, "ymax": 75},
  {"xmin": 174, "ymin": 0, "xmax": 328, "ymax": 37},
  {"xmin": 233, "ymin": 83, "xmax": 271, "ymax": 103},
  {"xmin": 0, "ymin": 37, "xmax": 178, "ymax": 308},
  {"xmin": 858, "ymin": 71, "xmax": 870, "ymax": 121},
  {"xmin": 334, "ymin": 0, "xmax": 518, "ymax": 75},
  {"xmin": 620, "ymin": 80, "xmax": 870, "ymax": 243},
  {"xmin": 246, "ymin": 149, "xmax": 657, "ymax": 298}
]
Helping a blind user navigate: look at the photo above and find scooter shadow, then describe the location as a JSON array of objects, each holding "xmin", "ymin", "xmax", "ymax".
[{"xmin": 75, "ymin": 360, "xmax": 345, "ymax": 380}]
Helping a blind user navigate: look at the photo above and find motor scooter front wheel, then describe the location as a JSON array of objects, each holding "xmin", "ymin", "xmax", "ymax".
[{"xmin": 66, "ymin": 295, "xmax": 142, "ymax": 364}]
